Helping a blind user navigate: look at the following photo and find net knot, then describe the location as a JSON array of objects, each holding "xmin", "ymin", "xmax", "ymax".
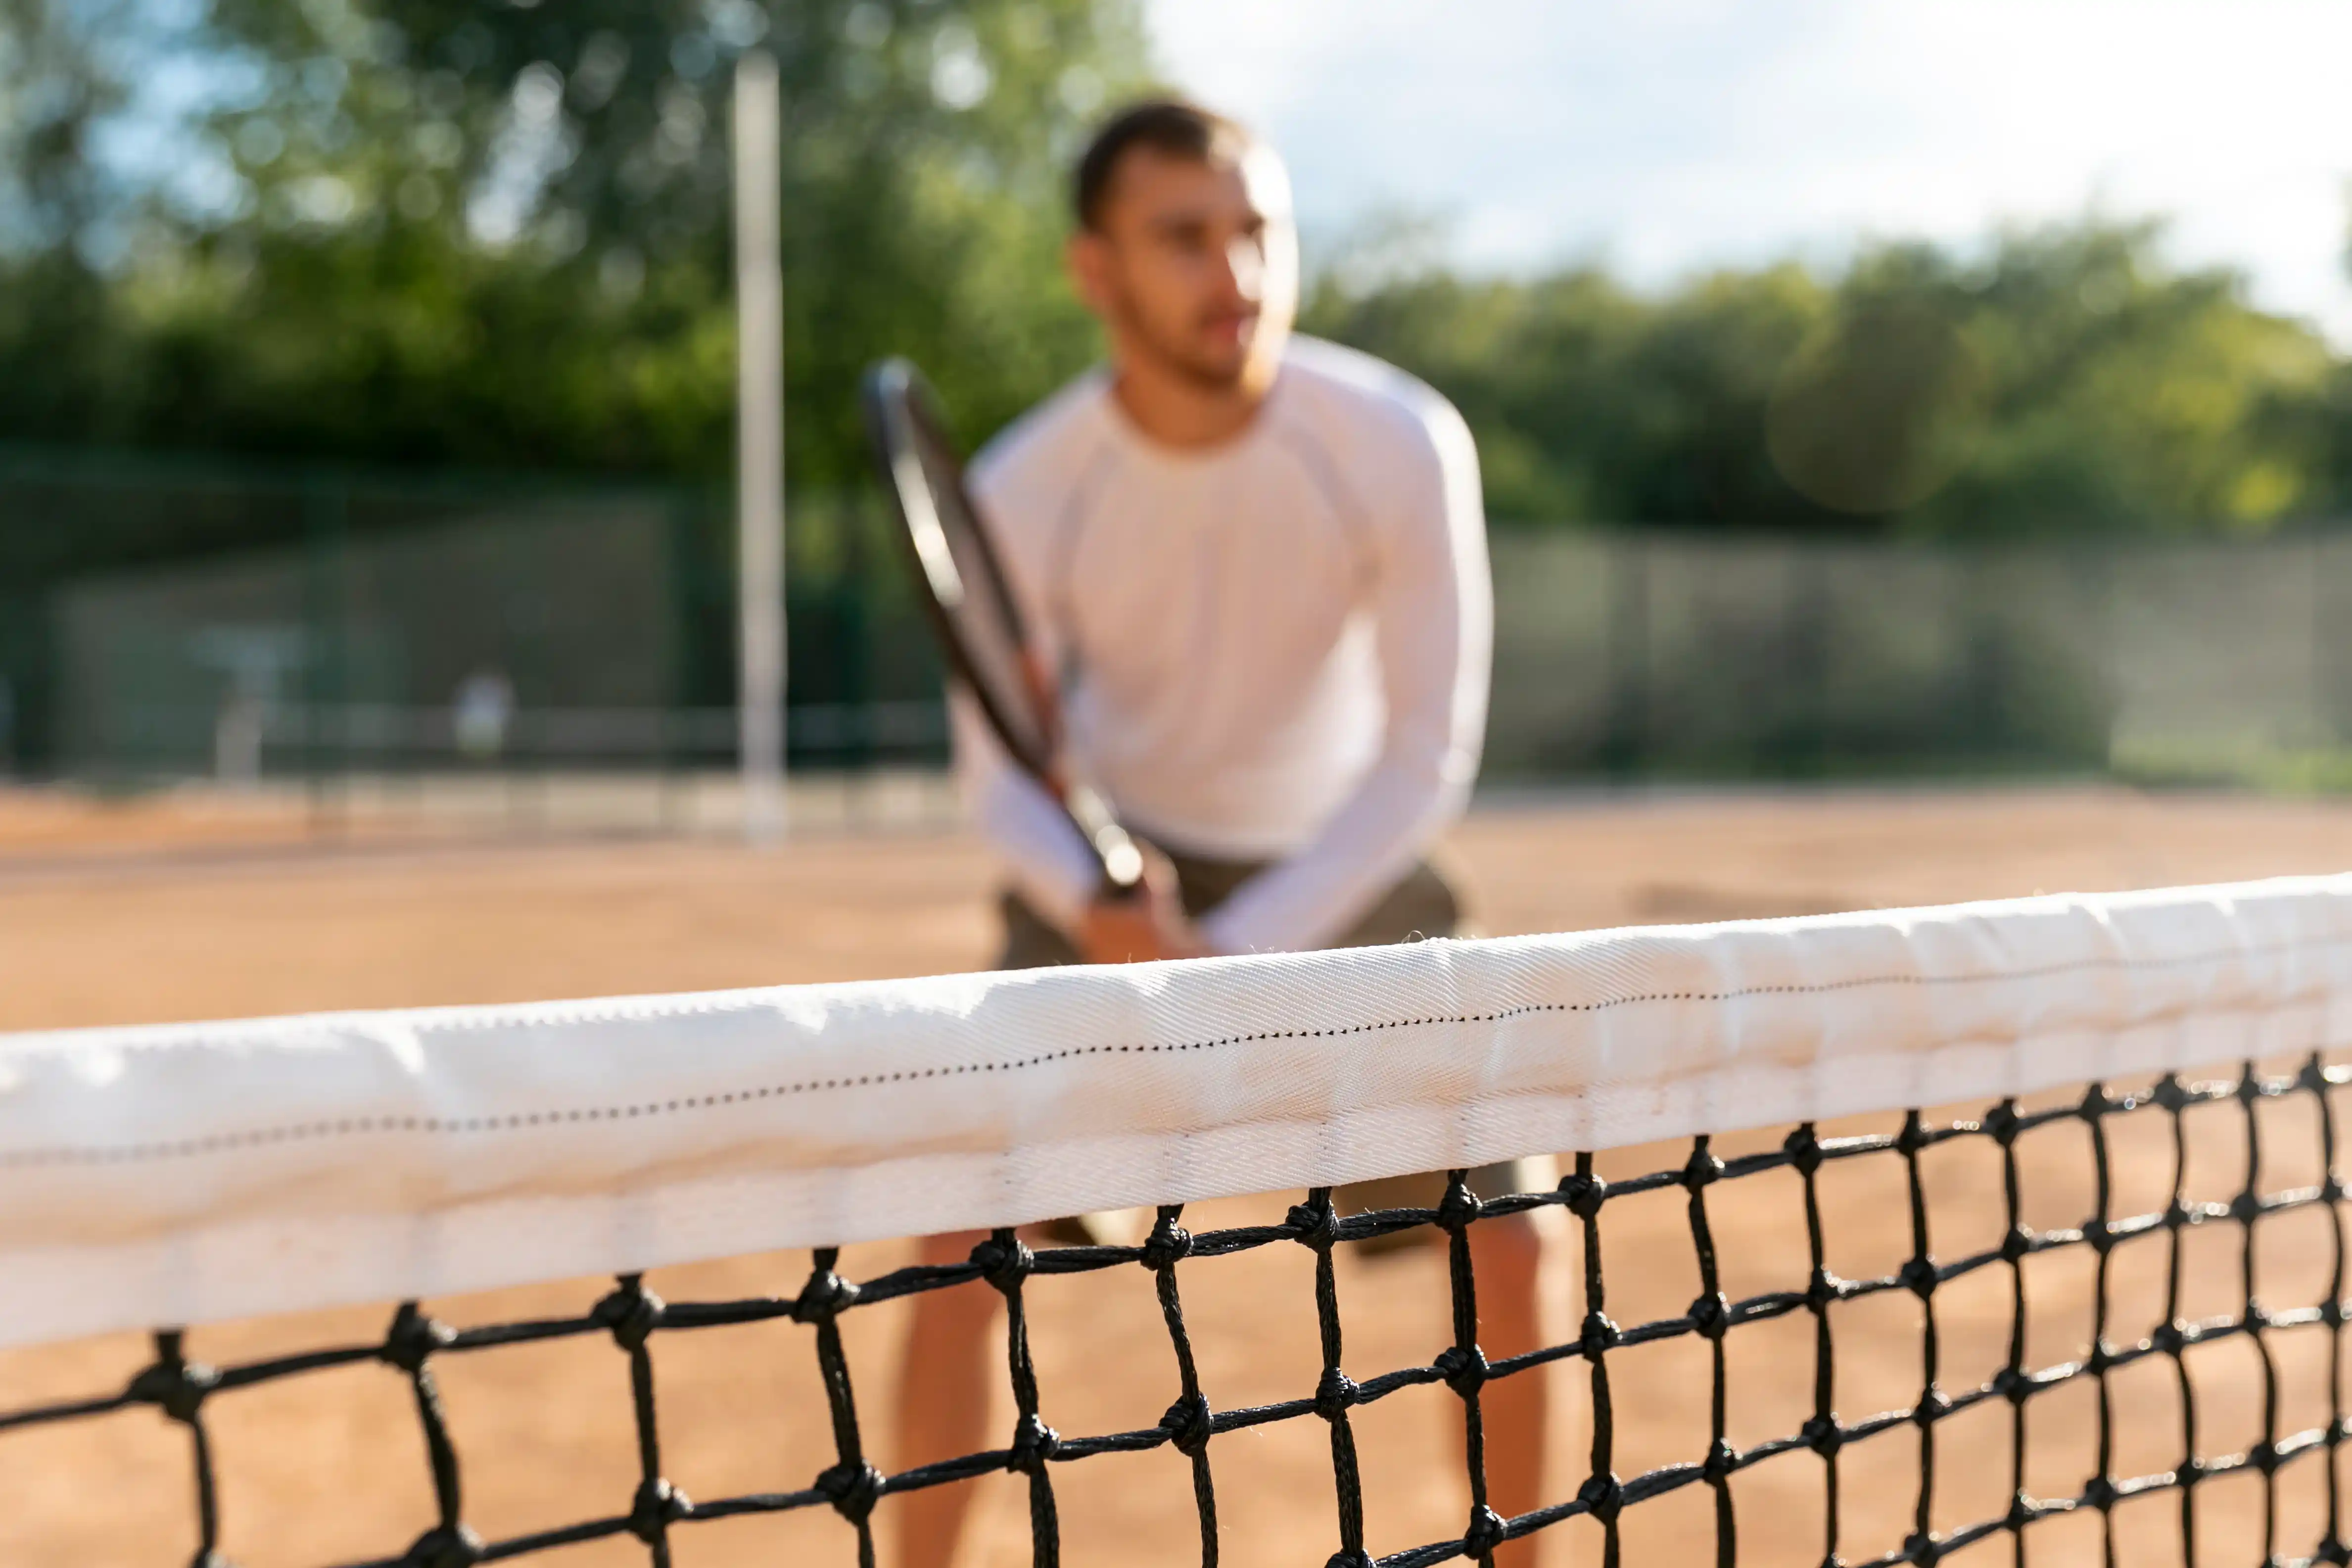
[
  {"xmin": 1436, "ymin": 1174, "xmax": 1482, "ymax": 1233},
  {"xmin": 1313, "ymin": 1367, "xmax": 1360, "ymax": 1421},
  {"xmin": 1558, "ymin": 1169, "xmax": 1607, "ymax": 1219},
  {"xmin": 1805, "ymin": 1269, "xmax": 1843, "ymax": 1313},
  {"xmin": 1008, "ymin": 1411, "xmax": 1059, "ymax": 1473},
  {"xmin": 816, "ymin": 1460, "xmax": 885, "ymax": 1523},
  {"xmin": 1782, "ymin": 1125, "xmax": 1824, "ymax": 1177},
  {"xmin": 1287, "ymin": 1194, "xmax": 1341, "ymax": 1252},
  {"xmin": 793, "ymin": 1266, "xmax": 860, "ymax": 1325},
  {"xmin": 1580, "ymin": 1310, "xmax": 1620, "ymax": 1357},
  {"xmin": 1462, "ymin": 1504, "xmax": 1509, "ymax": 1557},
  {"xmin": 2317, "ymin": 1538, "xmax": 2352, "ymax": 1567},
  {"xmin": 1682, "ymin": 1143, "xmax": 1724, "ymax": 1188},
  {"xmin": 1903, "ymin": 1529, "xmax": 1943, "ymax": 1565},
  {"xmin": 626, "ymin": 1478, "xmax": 689, "ymax": 1544},
  {"xmin": 2236, "ymin": 1070, "xmax": 2265, "ymax": 1105},
  {"xmin": 2301, "ymin": 1057, "xmax": 2336, "ymax": 1096},
  {"xmin": 1895, "ymin": 1112, "xmax": 1930, "ymax": 1156},
  {"xmin": 127, "ymin": 1333, "xmax": 218, "ymax": 1425},
  {"xmin": 2152, "ymin": 1321, "xmax": 2187, "ymax": 1357},
  {"xmin": 1911, "ymin": 1388, "xmax": 1949, "ymax": 1428},
  {"xmin": 1801, "ymin": 1415, "xmax": 1843, "ymax": 1458},
  {"xmin": 1688, "ymin": 1290, "xmax": 1732, "ymax": 1340},
  {"xmin": 2086, "ymin": 1338, "xmax": 2117, "ymax": 1376},
  {"xmin": 1701, "ymin": 1437, "xmax": 1738, "ymax": 1483},
  {"xmin": 2251, "ymin": 1439, "xmax": 2283, "ymax": 1476},
  {"xmin": 1324, "ymin": 1552, "xmax": 1376, "ymax": 1568},
  {"xmin": 1575, "ymin": 1471, "xmax": 1625, "ymax": 1524},
  {"xmin": 1999, "ymin": 1225, "xmax": 2032, "ymax": 1265},
  {"xmin": 2081, "ymin": 1475, "xmax": 2119, "ymax": 1513},
  {"xmin": 1435, "ymin": 1343, "xmax": 1489, "ymax": 1397},
  {"xmin": 1159, "ymin": 1391, "xmax": 1214, "ymax": 1457},
  {"xmin": 970, "ymin": 1232, "xmax": 1034, "ymax": 1293},
  {"xmin": 380, "ymin": 1304, "xmax": 454, "ymax": 1374},
  {"xmin": 400, "ymin": 1523, "xmax": 485, "ymax": 1568},
  {"xmin": 1992, "ymin": 1366, "xmax": 2030, "ymax": 1407},
  {"xmin": 1983, "ymin": 1100, "xmax": 2022, "ymax": 1146},
  {"xmin": 1141, "ymin": 1210, "xmax": 1193, "ymax": 1270},
  {"xmin": 594, "ymin": 1278, "xmax": 666, "ymax": 1352},
  {"xmin": 2078, "ymin": 1083, "xmax": 2115, "ymax": 1120},
  {"xmin": 1899, "ymin": 1256, "xmax": 1938, "ymax": 1300},
  {"xmin": 2082, "ymin": 1217, "xmax": 2114, "ymax": 1255},
  {"xmin": 2230, "ymin": 1190, "xmax": 2265, "ymax": 1226},
  {"xmin": 2163, "ymin": 1199, "xmax": 2196, "ymax": 1233},
  {"xmin": 2153, "ymin": 1074, "xmax": 2192, "ymax": 1112}
]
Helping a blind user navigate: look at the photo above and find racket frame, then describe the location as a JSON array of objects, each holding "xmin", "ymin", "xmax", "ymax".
[{"xmin": 862, "ymin": 358, "xmax": 1145, "ymax": 897}]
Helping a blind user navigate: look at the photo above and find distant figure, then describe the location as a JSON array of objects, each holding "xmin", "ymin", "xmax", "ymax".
[
  {"xmin": 452, "ymin": 670, "xmax": 516, "ymax": 762},
  {"xmin": 894, "ymin": 102, "xmax": 1551, "ymax": 1568}
]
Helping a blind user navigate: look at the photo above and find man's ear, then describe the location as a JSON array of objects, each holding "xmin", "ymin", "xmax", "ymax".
[{"xmin": 1066, "ymin": 229, "xmax": 1115, "ymax": 318}]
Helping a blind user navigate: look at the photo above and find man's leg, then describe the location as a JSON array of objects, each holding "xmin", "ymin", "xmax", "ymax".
[
  {"xmin": 1467, "ymin": 1207, "xmax": 1552, "ymax": 1568},
  {"xmin": 893, "ymin": 1230, "xmax": 998, "ymax": 1568},
  {"xmin": 892, "ymin": 899, "xmax": 1077, "ymax": 1568}
]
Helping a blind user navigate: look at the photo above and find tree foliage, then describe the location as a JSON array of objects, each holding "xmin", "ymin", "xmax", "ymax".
[
  {"xmin": 1304, "ymin": 220, "xmax": 2347, "ymax": 532},
  {"xmin": 0, "ymin": 0, "xmax": 1149, "ymax": 483},
  {"xmin": 1, "ymin": 0, "xmax": 2348, "ymax": 541}
]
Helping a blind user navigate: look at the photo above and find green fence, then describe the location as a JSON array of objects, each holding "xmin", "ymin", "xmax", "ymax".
[
  {"xmin": 1486, "ymin": 528, "xmax": 2352, "ymax": 788},
  {"xmin": 0, "ymin": 450, "xmax": 946, "ymax": 796},
  {"xmin": 6, "ymin": 447, "xmax": 2350, "ymax": 820}
]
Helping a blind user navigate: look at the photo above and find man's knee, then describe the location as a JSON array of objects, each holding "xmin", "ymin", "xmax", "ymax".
[
  {"xmin": 1467, "ymin": 1209, "xmax": 1550, "ymax": 1292},
  {"xmin": 907, "ymin": 1231, "xmax": 1003, "ymax": 1355},
  {"xmin": 917, "ymin": 1229, "xmax": 988, "ymax": 1268}
]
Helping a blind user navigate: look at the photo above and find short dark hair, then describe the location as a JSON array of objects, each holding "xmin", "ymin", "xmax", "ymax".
[{"xmin": 1072, "ymin": 99, "xmax": 1252, "ymax": 232}]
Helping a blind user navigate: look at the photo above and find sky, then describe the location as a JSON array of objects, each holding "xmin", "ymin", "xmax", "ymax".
[{"xmin": 1148, "ymin": 0, "xmax": 2352, "ymax": 342}]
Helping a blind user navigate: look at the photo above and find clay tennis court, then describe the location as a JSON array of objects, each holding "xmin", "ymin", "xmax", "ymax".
[{"xmin": 4, "ymin": 784, "xmax": 2350, "ymax": 1567}]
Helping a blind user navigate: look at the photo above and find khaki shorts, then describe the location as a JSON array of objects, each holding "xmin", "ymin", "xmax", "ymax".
[
  {"xmin": 994, "ymin": 848, "xmax": 1466, "ymax": 968},
  {"xmin": 997, "ymin": 849, "xmax": 1546, "ymax": 1209}
]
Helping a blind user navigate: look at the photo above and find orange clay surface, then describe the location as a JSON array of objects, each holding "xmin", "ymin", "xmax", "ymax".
[{"xmin": 4, "ymin": 784, "xmax": 2351, "ymax": 1567}]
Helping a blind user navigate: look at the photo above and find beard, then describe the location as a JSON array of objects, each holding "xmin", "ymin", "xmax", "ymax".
[{"xmin": 1109, "ymin": 292, "xmax": 1262, "ymax": 391}]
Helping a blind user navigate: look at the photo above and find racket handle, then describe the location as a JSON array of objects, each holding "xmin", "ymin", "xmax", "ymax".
[{"xmin": 1064, "ymin": 784, "xmax": 1146, "ymax": 899}]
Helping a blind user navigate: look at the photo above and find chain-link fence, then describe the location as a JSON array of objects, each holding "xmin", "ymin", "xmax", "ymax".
[
  {"xmin": 1488, "ymin": 527, "xmax": 2352, "ymax": 788},
  {"xmin": 6, "ymin": 445, "xmax": 2349, "ymax": 842},
  {"xmin": 0, "ymin": 452, "xmax": 952, "ymax": 838}
]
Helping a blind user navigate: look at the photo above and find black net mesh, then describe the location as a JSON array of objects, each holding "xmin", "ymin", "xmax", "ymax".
[{"xmin": 6, "ymin": 1056, "xmax": 2350, "ymax": 1568}]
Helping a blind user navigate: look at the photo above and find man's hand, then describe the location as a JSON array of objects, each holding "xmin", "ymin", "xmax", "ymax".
[{"xmin": 1076, "ymin": 848, "xmax": 1205, "ymax": 963}]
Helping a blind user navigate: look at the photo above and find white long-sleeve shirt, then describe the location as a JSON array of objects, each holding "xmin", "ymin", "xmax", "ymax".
[{"xmin": 954, "ymin": 335, "xmax": 1491, "ymax": 955}]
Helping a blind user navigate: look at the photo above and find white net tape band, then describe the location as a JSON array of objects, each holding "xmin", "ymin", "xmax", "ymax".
[{"xmin": 4, "ymin": 874, "xmax": 2350, "ymax": 1348}]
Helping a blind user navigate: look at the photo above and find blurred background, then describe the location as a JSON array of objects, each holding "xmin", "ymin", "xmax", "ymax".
[{"xmin": 4, "ymin": 0, "xmax": 2352, "ymax": 842}]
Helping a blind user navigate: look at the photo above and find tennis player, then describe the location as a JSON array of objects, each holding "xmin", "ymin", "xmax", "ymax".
[{"xmin": 894, "ymin": 101, "xmax": 1551, "ymax": 1568}]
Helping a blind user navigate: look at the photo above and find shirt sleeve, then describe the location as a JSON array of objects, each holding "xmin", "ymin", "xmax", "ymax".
[
  {"xmin": 950, "ymin": 689, "xmax": 1100, "ymax": 935},
  {"xmin": 1195, "ymin": 397, "xmax": 1492, "ymax": 955}
]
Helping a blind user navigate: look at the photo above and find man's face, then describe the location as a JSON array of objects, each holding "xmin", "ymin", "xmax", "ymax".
[{"xmin": 1070, "ymin": 143, "xmax": 1299, "ymax": 390}]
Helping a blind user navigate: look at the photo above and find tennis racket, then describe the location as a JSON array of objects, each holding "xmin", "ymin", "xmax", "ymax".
[{"xmin": 861, "ymin": 357, "xmax": 1145, "ymax": 897}]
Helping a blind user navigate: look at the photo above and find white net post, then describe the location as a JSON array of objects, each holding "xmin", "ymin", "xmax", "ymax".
[{"xmin": 734, "ymin": 49, "xmax": 786, "ymax": 846}]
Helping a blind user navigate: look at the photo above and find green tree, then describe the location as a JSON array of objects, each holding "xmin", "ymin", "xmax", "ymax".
[
  {"xmin": 1307, "ymin": 218, "xmax": 2340, "ymax": 533},
  {"xmin": 0, "ymin": 0, "xmax": 1149, "ymax": 482}
]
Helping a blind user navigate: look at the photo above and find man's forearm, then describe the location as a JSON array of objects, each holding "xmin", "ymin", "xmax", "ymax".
[{"xmin": 1195, "ymin": 749, "xmax": 1470, "ymax": 954}]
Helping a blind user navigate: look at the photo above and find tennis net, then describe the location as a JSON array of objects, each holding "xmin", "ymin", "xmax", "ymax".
[{"xmin": 4, "ymin": 876, "xmax": 2352, "ymax": 1567}]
